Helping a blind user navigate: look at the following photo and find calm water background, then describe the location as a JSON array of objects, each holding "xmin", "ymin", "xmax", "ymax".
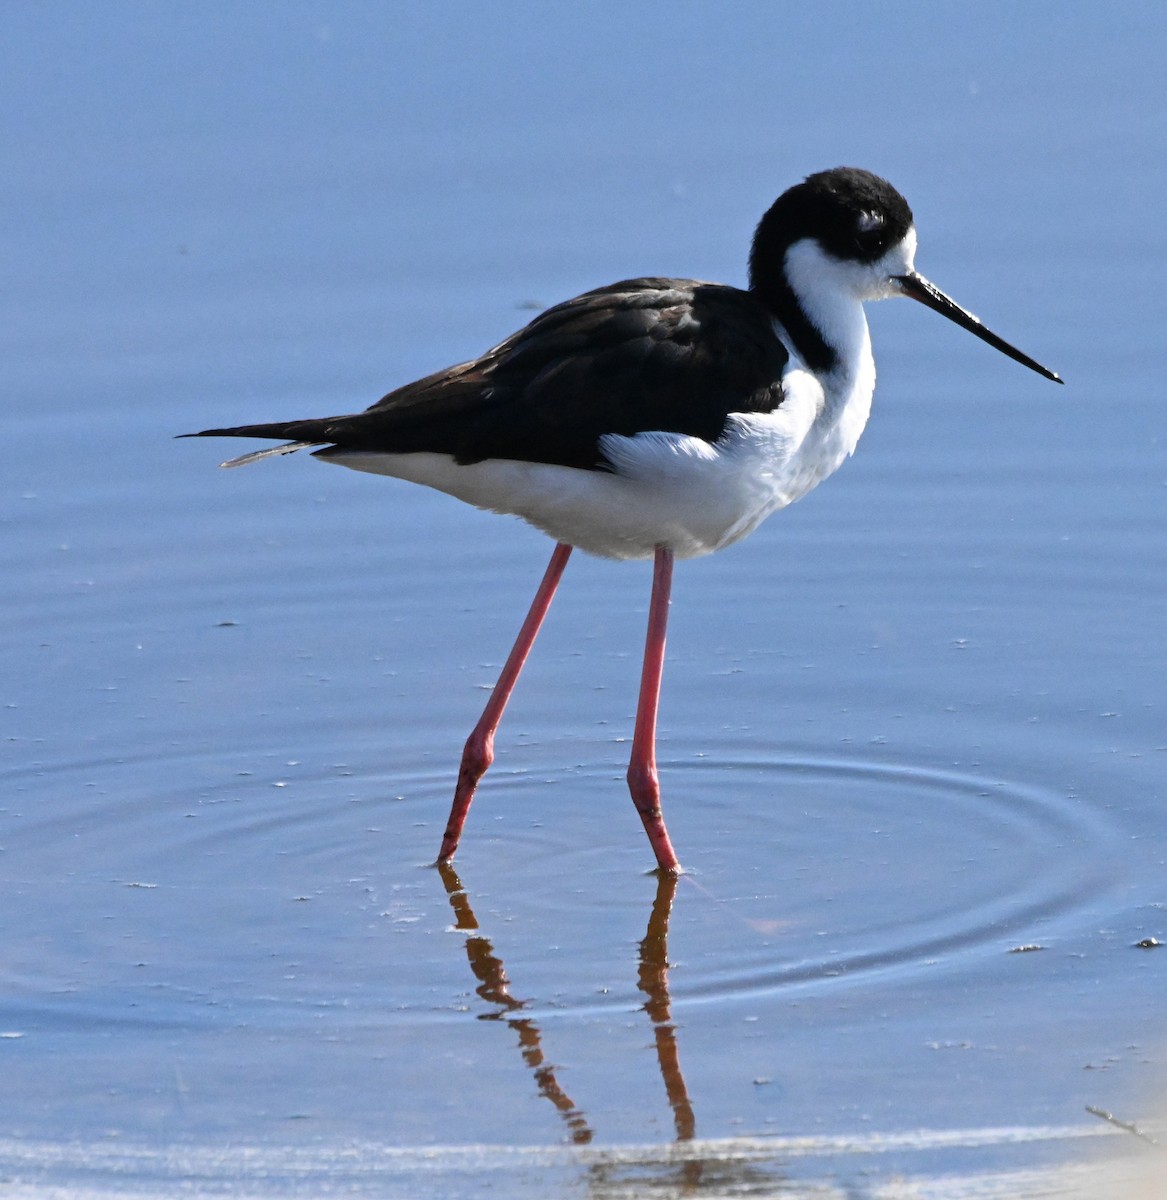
[{"xmin": 3, "ymin": 4, "xmax": 1165, "ymax": 1197}]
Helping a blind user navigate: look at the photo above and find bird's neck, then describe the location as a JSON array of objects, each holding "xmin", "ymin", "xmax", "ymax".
[
  {"xmin": 761, "ymin": 241, "xmax": 877, "ymax": 460},
  {"xmin": 751, "ymin": 240, "xmax": 872, "ymax": 387}
]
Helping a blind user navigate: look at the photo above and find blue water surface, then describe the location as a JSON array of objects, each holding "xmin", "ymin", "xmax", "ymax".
[{"xmin": 2, "ymin": 5, "xmax": 1165, "ymax": 1197}]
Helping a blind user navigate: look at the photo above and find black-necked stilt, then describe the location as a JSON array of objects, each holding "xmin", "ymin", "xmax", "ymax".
[{"xmin": 185, "ymin": 167, "xmax": 1061, "ymax": 874}]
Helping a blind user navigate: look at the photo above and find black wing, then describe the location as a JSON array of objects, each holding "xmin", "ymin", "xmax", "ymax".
[{"xmin": 189, "ymin": 278, "xmax": 789, "ymax": 472}]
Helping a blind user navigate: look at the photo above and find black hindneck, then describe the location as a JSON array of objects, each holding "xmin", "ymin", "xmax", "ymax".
[{"xmin": 748, "ymin": 224, "xmax": 837, "ymax": 375}]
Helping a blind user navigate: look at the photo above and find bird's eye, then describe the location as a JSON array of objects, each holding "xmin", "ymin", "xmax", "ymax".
[{"xmin": 852, "ymin": 210, "xmax": 887, "ymax": 255}]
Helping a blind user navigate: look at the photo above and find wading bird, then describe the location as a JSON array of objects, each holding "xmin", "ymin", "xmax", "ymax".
[{"xmin": 186, "ymin": 167, "xmax": 1060, "ymax": 874}]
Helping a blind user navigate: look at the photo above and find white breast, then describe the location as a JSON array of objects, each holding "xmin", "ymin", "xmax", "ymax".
[{"xmin": 323, "ymin": 318, "xmax": 876, "ymax": 562}]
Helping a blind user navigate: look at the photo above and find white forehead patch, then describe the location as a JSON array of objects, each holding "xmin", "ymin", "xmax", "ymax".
[{"xmin": 876, "ymin": 224, "xmax": 918, "ymax": 278}]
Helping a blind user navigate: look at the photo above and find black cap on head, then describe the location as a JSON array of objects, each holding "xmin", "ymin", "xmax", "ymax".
[{"xmin": 751, "ymin": 167, "xmax": 914, "ymax": 281}]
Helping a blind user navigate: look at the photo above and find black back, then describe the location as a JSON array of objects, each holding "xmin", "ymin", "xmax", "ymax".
[{"xmin": 202, "ymin": 278, "xmax": 790, "ymax": 471}]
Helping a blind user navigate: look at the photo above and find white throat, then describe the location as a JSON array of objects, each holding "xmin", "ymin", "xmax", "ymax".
[
  {"xmin": 780, "ymin": 226, "xmax": 917, "ymax": 388},
  {"xmin": 782, "ymin": 239, "xmax": 873, "ymax": 387}
]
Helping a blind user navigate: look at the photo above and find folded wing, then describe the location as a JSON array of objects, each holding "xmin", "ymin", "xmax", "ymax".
[{"xmin": 188, "ymin": 278, "xmax": 790, "ymax": 472}]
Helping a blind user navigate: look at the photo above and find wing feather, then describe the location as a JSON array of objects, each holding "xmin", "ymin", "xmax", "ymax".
[{"xmin": 186, "ymin": 279, "xmax": 789, "ymax": 472}]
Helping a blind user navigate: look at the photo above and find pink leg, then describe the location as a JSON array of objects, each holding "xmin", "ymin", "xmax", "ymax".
[
  {"xmin": 627, "ymin": 546, "xmax": 681, "ymax": 874},
  {"xmin": 438, "ymin": 542, "xmax": 572, "ymax": 863}
]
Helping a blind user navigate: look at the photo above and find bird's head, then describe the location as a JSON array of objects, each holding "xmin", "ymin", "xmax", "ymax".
[{"xmin": 750, "ymin": 167, "xmax": 1061, "ymax": 383}]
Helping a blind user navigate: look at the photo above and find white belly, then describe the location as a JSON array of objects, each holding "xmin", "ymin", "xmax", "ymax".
[
  {"xmin": 324, "ymin": 439, "xmax": 774, "ymax": 560},
  {"xmin": 319, "ymin": 359, "xmax": 875, "ymax": 561}
]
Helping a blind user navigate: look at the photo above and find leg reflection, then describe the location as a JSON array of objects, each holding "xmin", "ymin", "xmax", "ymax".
[
  {"xmin": 637, "ymin": 870, "xmax": 696, "ymax": 1142},
  {"xmin": 584, "ymin": 873, "xmax": 705, "ymax": 1196},
  {"xmin": 437, "ymin": 860, "xmax": 593, "ymax": 1145}
]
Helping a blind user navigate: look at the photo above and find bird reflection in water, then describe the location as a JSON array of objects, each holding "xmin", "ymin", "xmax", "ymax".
[
  {"xmin": 437, "ymin": 868, "xmax": 789, "ymax": 1195},
  {"xmin": 437, "ymin": 865, "xmax": 694, "ymax": 1148},
  {"xmin": 437, "ymin": 860, "xmax": 594, "ymax": 1145},
  {"xmin": 637, "ymin": 872, "xmax": 697, "ymax": 1145}
]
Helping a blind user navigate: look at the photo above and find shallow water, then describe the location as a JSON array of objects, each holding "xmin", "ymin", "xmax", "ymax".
[{"xmin": 3, "ymin": 5, "xmax": 1166, "ymax": 1197}]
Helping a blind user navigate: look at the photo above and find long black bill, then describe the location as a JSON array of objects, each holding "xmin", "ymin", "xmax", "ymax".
[{"xmin": 894, "ymin": 272, "xmax": 1062, "ymax": 384}]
